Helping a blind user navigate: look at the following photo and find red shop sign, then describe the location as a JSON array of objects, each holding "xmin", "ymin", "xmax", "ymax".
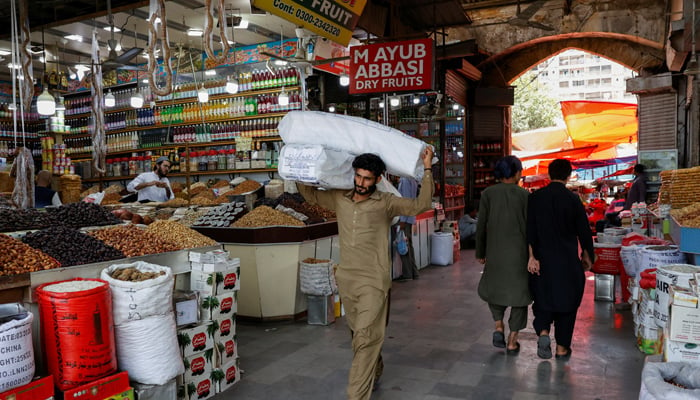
[{"xmin": 349, "ymin": 38, "xmax": 434, "ymax": 94}]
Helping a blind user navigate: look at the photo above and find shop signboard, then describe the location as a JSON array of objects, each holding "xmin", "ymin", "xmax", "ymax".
[
  {"xmin": 349, "ymin": 38, "xmax": 434, "ymax": 94},
  {"xmin": 252, "ymin": 0, "xmax": 367, "ymax": 46}
]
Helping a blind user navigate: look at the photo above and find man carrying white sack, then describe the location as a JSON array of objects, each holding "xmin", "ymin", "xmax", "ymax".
[{"xmin": 296, "ymin": 148, "xmax": 434, "ymax": 399}]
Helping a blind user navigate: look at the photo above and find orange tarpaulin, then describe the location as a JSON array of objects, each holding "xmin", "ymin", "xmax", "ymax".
[
  {"xmin": 519, "ymin": 145, "xmax": 599, "ymax": 162},
  {"xmin": 561, "ymin": 101, "xmax": 638, "ymax": 147}
]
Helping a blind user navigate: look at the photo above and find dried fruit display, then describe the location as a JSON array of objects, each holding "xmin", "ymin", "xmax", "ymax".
[
  {"xmin": 46, "ymin": 202, "xmax": 122, "ymax": 228},
  {"xmin": 670, "ymin": 202, "xmax": 700, "ymax": 228},
  {"xmin": 230, "ymin": 179, "xmax": 261, "ymax": 195},
  {"xmin": 22, "ymin": 226, "xmax": 125, "ymax": 267},
  {"xmin": 232, "ymin": 205, "xmax": 305, "ymax": 227},
  {"xmin": 146, "ymin": 220, "xmax": 217, "ymax": 248},
  {"xmin": 659, "ymin": 166, "xmax": 700, "ymax": 208},
  {"xmin": 0, "ymin": 208, "xmax": 53, "ymax": 232},
  {"xmin": 0, "ymin": 234, "xmax": 60, "ymax": 276},
  {"xmin": 193, "ymin": 202, "xmax": 248, "ymax": 227},
  {"xmin": 88, "ymin": 224, "xmax": 180, "ymax": 257},
  {"xmin": 111, "ymin": 267, "xmax": 165, "ymax": 282}
]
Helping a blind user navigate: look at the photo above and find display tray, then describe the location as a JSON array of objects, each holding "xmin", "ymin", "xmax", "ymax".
[
  {"xmin": 670, "ymin": 216, "xmax": 700, "ymax": 254},
  {"xmin": 192, "ymin": 221, "xmax": 338, "ymax": 244}
]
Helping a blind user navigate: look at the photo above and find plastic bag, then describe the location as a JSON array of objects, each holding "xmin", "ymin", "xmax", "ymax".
[
  {"xmin": 299, "ymin": 260, "xmax": 337, "ymax": 296},
  {"xmin": 639, "ymin": 362, "xmax": 700, "ymax": 399},
  {"xmin": 396, "ymin": 227, "xmax": 409, "ymax": 256}
]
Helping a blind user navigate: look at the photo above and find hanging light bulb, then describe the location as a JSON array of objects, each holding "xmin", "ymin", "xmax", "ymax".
[
  {"xmin": 389, "ymin": 95, "xmax": 400, "ymax": 108},
  {"xmin": 452, "ymin": 103, "xmax": 459, "ymax": 110},
  {"xmin": 339, "ymin": 73, "xmax": 350, "ymax": 87},
  {"xmin": 130, "ymin": 90, "xmax": 144, "ymax": 108},
  {"xmin": 104, "ymin": 91, "xmax": 116, "ymax": 108},
  {"xmin": 198, "ymin": 84, "xmax": 209, "ymax": 103},
  {"xmin": 413, "ymin": 96, "xmax": 420, "ymax": 105},
  {"xmin": 37, "ymin": 88, "xmax": 56, "ymax": 115},
  {"xmin": 55, "ymin": 96, "xmax": 66, "ymax": 112},
  {"xmin": 225, "ymin": 76, "xmax": 239, "ymax": 94},
  {"xmin": 328, "ymin": 105, "xmax": 335, "ymax": 113},
  {"xmin": 278, "ymin": 86, "xmax": 289, "ymax": 106},
  {"xmin": 379, "ymin": 101, "xmax": 385, "ymax": 108}
]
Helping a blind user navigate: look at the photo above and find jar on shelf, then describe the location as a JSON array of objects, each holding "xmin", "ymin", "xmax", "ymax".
[
  {"xmin": 198, "ymin": 151, "xmax": 208, "ymax": 171},
  {"xmin": 136, "ymin": 156, "xmax": 145, "ymax": 174},
  {"xmin": 207, "ymin": 150, "xmax": 218, "ymax": 171},
  {"xmin": 217, "ymin": 150, "xmax": 227, "ymax": 170},
  {"xmin": 129, "ymin": 157, "xmax": 137, "ymax": 175},
  {"xmin": 226, "ymin": 149, "xmax": 236, "ymax": 170},
  {"xmin": 112, "ymin": 159, "xmax": 122, "ymax": 177},
  {"xmin": 106, "ymin": 159, "xmax": 114, "ymax": 177},
  {"xmin": 120, "ymin": 158, "xmax": 129, "ymax": 177},
  {"xmin": 189, "ymin": 151, "xmax": 198, "ymax": 172}
]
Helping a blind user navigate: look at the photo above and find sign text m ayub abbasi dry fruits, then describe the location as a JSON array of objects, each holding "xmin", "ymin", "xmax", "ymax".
[{"xmin": 352, "ymin": 41, "xmax": 428, "ymax": 91}]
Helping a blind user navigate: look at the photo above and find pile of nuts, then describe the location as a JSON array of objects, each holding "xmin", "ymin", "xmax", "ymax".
[
  {"xmin": 0, "ymin": 208, "xmax": 53, "ymax": 232},
  {"xmin": 193, "ymin": 202, "xmax": 248, "ymax": 227},
  {"xmin": 88, "ymin": 225, "xmax": 180, "ymax": 257},
  {"xmin": 47, "ymin": 202, "xmax": 122, "ymax": 228},
  {"xmin": 230, "ymin": 179, "xmax": 261, "ymax": 195},
  {"xmin": 232, "ymin": 205, "xmax": 305, "ymax": 227},
  {"xmin": 177, "ymin": 209, "xmax": 210, "ymax": 227},
  {"xmin": 0, "ymin": 234, "xmax": 60, "ymax": 276},
  {"xmin": 22, "ymin": 226, "xmax": 125, "ymax": 267},
  {"xmin": 279, "ymin": 199, "xmax": 335, "ymax": 223},
  {"xmin": 110, "ymin": 267, "xmax": 165, "ymax": 282},
  {"xmin": 146, "ymin": 220, "xmax": 217, "ymax": 248}
]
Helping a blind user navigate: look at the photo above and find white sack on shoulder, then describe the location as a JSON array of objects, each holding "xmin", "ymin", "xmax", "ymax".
[
  {"xmin": 278, "ymin": 111, "xmax": 428, "ymax": 179},
  {"xmin": 114, "ymin": 313, "xmax": 184, "ymax": 385},
  {"xmin": 277, "ymin": 144, "xmax": 355, "ymax": 189},
  {"xmin": 101, "ymin": 262, "xmax": 174, "ymax": 325}
]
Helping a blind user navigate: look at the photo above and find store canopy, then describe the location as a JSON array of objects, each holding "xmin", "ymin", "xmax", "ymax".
[
  {"xmin": 518, "ymin": 145, "xmax": 599, "ymax": 162},
  {"xmin": 595, "ymin": 164, "xmax": 635, "ymax": 180},
  {"xmin": 561, "ymin": 100, "xmax": 638, "ymax": 147},
  {"xmin": 512, "ymin": 126, "xmax": 569, "ymax": 151}
]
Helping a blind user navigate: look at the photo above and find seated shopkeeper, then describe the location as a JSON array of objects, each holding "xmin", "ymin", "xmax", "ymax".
[
  {"xmin": 35, "ymin": 170, "xmax": 62, "ymax": 208},
  {"xmin": 126, "ymin": 156, "xmax": 175, "ymax": 203}
]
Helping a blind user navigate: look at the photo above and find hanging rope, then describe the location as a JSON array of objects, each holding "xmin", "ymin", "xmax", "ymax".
[
  {"xmin": 9, "ymin": 0, "xmax": 34, "ymax": 209},
  {"xmin": 90, "ymin": 30, "xmax": 107, "ymax": 175},
  {"xmin": 203, "ymin": 0, "xmax": 230, "ymax": 65},
  {"xmin": 147, "ymin": 0, "xmax": 173, "ymax": 96},
  {"xmin": 19, "ymin": 0, "xmax": 33, "ymax": 115}
]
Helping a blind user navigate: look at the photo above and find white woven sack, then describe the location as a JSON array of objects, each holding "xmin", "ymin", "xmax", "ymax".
[
  {"xmin": 278, "ymin": 111, "xmax": 429, "ymax": 179},
  {"xmin": 278, "ymin": 144, "xmax": 355, "ymax": 189},
  {"xmin": 114, "ymin": 313, "xmax": 184, "ymax": 385},
  {"xmin": 639, "ymin": 362, "xmax": 700, "ymax": 399},
  {"xmin": 299, "ymin": 260, "xmax": 337, "ymax": 296},
  {"xmin": 101, "ymin": 262, "xmax": 174, "ymax": 325},
  {"xmin": 0, "ymin": 311, "xmax": 34, "ymax": 392},
  {"xmin": 431, "ymin": 232, "xmax": 454, "ymax": 266}
]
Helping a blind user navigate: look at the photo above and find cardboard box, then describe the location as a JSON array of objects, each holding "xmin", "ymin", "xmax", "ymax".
[
  {"xmin": 215, "ymin": 358, "xmax": 240, "ymax": 394},
  {"xmin": 63, "ymin": 372, "xmax": 130, "ymax": 400},
  {"xmin": 132, "ymin": 379, "xmax": 177, "ymax": 400},
  {"xmin": 669, "ymin": 303, "xmax": 700, "ymax": 344},
  {"xmin": 215, "ymin": 336, "xmax": 238, "ymax": 367},
  {"xmin": 174, "ymin": 290, "xmax": 200, "ymax": 327},
  {"xmin": 664, "ymin": 337, "xmax": 700, "ymax": 363},
  {"xmin": 210, "ymin": 292, "xmax": 237, "ymax": 322},
  {"xmin": 178, "ymin": 322, "xmax": 214, "ymax": 357},
  {"xmin": 190, "ymin": 270, "xmax": 219, "ymax": 297},
  {"xmin": 191, "ymin": 258, "xmax": 240, "ymax": 274},
  {"xmin": 214, "ymin": 314, "xmax": 236, "ymax": 343},
  {"xmin": 189, "ymin": 250, "xmax": 229, "ymax": 264},
  {"xmin": 0, "ymin": 376, "xmax": 53, "ymax": 400},
  {"xmin": 671, "ymin": 286, "xmax": 699, "ymax": 308},
  {"xmin": 217, "ymin": 267, "xmax": 240, "ymax": 293},
  {"xmin": 181, "ymin": 351, "xmax": 215, "ymax": 400}
]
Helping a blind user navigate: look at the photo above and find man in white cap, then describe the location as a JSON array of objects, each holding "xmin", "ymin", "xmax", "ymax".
[{"xmin": 127, "ymin": 156, "xmax": 175, "ymax": 203}]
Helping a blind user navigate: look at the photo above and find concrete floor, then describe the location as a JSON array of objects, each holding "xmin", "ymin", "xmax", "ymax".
[{"xmin": 220, "ymin": 248, "xmax": 646, "ymax": 399}]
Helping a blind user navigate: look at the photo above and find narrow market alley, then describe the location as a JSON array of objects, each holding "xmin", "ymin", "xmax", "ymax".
[{"xmin": 222, "ymin": 248, "xmax": 646, "ymax": 400}]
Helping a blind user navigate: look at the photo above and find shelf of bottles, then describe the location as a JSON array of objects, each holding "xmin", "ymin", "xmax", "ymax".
[
  {"xmin": 60, "ymin": 69, "xmax": 302, "ymax": 159},
  {"xmin": 472, "ymin": 140, "xmax": 505, "ymax": 189},
  {"xmin": 0, "ymin": 105, "xmax": 44, "ymax": 158}
]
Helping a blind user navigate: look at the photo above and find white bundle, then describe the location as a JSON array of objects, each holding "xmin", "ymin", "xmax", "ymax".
[
  {"xmin": 0, "ymin": 311, "xmax": 34, "ymax": 392},
  {"xmin": 101, "ymin": 262, "xmax": 174, "ymax": 325},
  {"xmin": 278, "ymin": 111, "xmax": 429, "ymax": 179},
  {"xmin": 277, "ymin": 144, "xmax": 355, "ymax": 189},
  {"xmin": 114, "ymin": 313, "xmax": 184, "ymax": 385},
  {"xmin": 299, "ymin": 260, "xmax": 337, "ymax": 296}
]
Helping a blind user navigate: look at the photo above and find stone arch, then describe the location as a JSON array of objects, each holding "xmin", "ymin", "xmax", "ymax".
[{"xmin": 476, "ymin": 32, "xmax": 666, "ymax": 86}]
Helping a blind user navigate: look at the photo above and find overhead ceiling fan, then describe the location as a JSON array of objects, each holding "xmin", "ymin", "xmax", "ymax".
[
  {"xmin": 97, "ymin": 0, "xmax": 144, "ymax": 72},
  {"xmin": 260, "ymin": 27, "xmax": 349, "ymax": 66}
]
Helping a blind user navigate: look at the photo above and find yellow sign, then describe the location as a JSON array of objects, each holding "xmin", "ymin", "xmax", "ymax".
[{"xmin": 252, "ymin": 0, "xmax": 367, "ymax": 46}]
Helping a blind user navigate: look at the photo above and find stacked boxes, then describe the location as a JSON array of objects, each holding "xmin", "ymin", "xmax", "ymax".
[
  {"xmin": 63, "ymin": 372, "xmax": 133, "ymax": 400},
  {"xmin": 664, "ymin": 282, "xmax": 700, "ymax": 363},
  {"xmin": 177, "ymin": 250, "xmax": 241, "ymax": 399}
]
